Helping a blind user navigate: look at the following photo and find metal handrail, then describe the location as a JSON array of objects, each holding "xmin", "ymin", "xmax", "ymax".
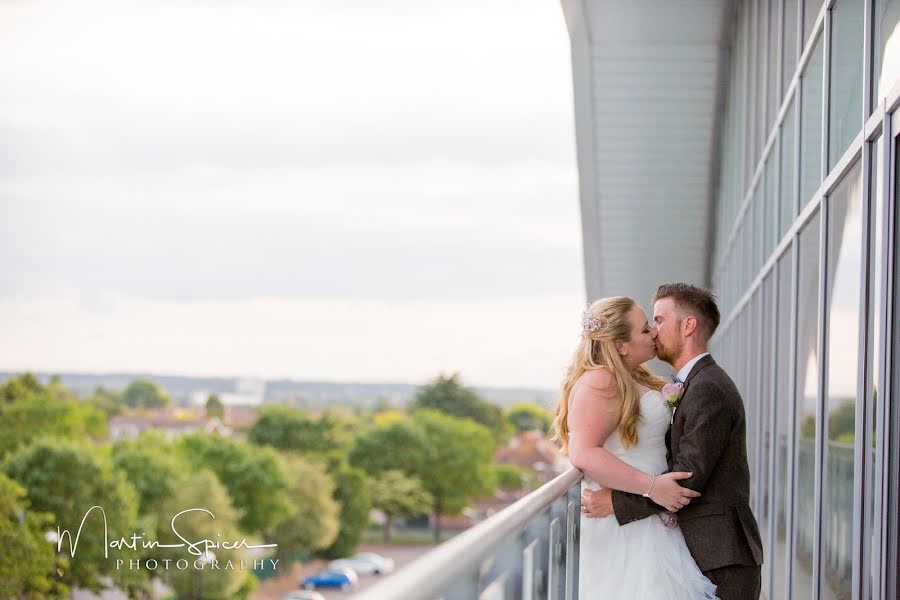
[{"xmin": 354, "ymin": 467, "xmax": 584, "ymax": 600}]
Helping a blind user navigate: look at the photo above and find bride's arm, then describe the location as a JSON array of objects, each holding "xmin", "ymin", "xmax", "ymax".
[{"xmin": 566, "ymin": 371, "xmax": 655, "ymax": 495}]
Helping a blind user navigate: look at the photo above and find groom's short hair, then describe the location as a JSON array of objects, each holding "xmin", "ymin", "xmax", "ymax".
[{"xmin": 653, "ymin": 283, "xmax": 720, "ymax": 343}]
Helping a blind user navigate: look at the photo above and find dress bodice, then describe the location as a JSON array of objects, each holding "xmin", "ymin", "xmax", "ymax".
[{"xmin": 584, "ymin": 389, "xmax": 671, "ymax": 489}]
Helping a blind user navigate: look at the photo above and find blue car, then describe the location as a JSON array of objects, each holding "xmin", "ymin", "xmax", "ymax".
[{"xmin": 301, "ymin": 567, "xmax": 359, "ymax": 591}]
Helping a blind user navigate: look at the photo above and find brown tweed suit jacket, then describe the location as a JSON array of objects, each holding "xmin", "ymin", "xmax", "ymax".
[{"xmin": 611, "ymin": 354, "xmax": 764, "ymax": 573}]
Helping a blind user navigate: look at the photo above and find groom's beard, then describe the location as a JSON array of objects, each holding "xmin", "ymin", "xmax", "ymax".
[{"xmin": 655, "ymin": 337, "xmax": 684, "ymax": 366}]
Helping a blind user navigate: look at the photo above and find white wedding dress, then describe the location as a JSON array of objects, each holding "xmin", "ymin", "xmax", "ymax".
[{"xmin": 578, "ymin": 389, "xmax": 718, "ymax": 599}]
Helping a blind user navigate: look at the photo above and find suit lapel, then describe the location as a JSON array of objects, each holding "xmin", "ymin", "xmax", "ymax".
[{"xmin": 681, "ymin": 353, "xmax": 715, "ymax": 394}]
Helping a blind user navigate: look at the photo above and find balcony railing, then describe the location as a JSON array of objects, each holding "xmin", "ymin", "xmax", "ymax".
[{"xmin": 355, "ymin": 467, "xmax": 584, "ymax": 600}]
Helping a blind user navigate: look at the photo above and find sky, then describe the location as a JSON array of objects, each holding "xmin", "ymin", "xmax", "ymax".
[{"xmin": 0, "ymin": 0, "xmax": 586, "ymax": 389}]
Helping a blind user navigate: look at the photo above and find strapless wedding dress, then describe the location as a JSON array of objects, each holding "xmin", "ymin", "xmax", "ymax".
[{"xmin": 578, "ymin": 389, "xmax": 718, "ymax": 599}]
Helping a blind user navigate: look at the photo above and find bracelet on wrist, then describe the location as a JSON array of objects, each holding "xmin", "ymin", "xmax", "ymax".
[{"xmin": 642, "ymin": 475, "xmax": 656, "ymax": 498}]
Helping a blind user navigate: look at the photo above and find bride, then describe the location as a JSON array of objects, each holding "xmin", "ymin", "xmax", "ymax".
[{"xmin": 553, "ymin": 296, "xmax": 718, "ymax": 599}]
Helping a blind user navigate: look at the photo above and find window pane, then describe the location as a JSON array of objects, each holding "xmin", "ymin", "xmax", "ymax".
[
  {"xmin": 774, "ymin": 248, "xmax": 794, "ymax": 597},
  {"xmin": 768, "ymin": 0, "xmax": 780, "ymax": 127},
  {"xmin": 785, "ymin": 0, "xmax": 800, "ymax": 88},
  {"xmin": 868, "ymin": 136, "xmax": 884, "ymax": 599},
  {"xmin": 829, "ymin": 0, "xmax": 865, "ymax": 170},
  {"xmin": 792, "ymin": 209, "xmax": 820, "ymax": 598},
  {"xmin": 766, "ymin": 148, "xmax": 779, "ymax": 254},
  {"xmin": 800, "ymin": 37, "xmax": 824, "ymax": 207},
  {"xmin": 874, "ymin": 0, "xmax": 900, "ymax": 102},
  {"xmin": 804, "ymin": 0, "xmax": 823, "ymax": 47},
  {"xmin": 822, "ymin": 161, "xmax": 863, "ymax": 600},
  {"xmin": 760, "ymin": 273, "xmax": 775, "ymax": 595},
  {"xmin": 782, "ymin": 99, "xmax": 798, "ymax": 236}
]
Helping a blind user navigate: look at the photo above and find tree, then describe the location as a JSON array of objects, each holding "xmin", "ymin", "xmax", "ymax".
[
  {"xmin": 348, "ymin": 419, "xmax": 429, "ymax": 478},
  {"xmin": 85, "ymin": 386, "xmax": 124, "ymax": 416},
  {"xmin": 264, "ymin": 455, "xmax": 340, "ymax": 565},
  {"xmin": 3, "ymin": 439, "xmax": 142, "ymax": 594},
  {"xmin": 0, "ymin": 372, "xmax": 45, "ymax": 403},
  {"xmin": 412, "ymin": 409, "xmax": 497, "ymax": 541},
  {"xmin": 315, "ymin": 463, "xmax": 371, "ymax": 559},
  {"xmin": 411, "ymin": 373, "xmax": 510, "ymax": 443},
  {"xmin": 177, "ymin": 434, "xmax": 292, "ymax": 534},
  {"xmin": 369, "ymin": 470, "xmax": 432, "ymax": 541},
  {"xmin": 506, "ymin": 402, "xmax": 553, "ymax": 434},
  {"xmin": 121, "ymin": 380, "xmax": 171, "ymax": 409},
  {"xmin": 0, "ymin": 392, "xmax": 107, "ymax": 460},
  {"xmin": 111, "ymin": 432, "xmax": 186, "ymax": 518},
  {"xmin": 495, "ymin": 464, "xmax": 539, "ymax": 492},
  {"xmin": 247, "ymin": 406, "xmax": 350, "ymax": 454},
  {"xmin": 154, "ymin": 470, "xmax": 251, "ymax": 600},
  {"xmin": 0, "ymin": 473, "xmax": 67, "ymax": 599},
  {"xmin": 205, "ymin": 394, "xmax": 225, "ymax": 420}
]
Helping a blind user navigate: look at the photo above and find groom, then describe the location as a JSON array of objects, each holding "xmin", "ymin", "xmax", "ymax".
[{"xmin": 581, "ymin": 283, "xmax": 763, "ymax": 599}]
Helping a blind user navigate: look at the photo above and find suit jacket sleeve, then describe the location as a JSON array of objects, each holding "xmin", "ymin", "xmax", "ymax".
[
  {"xmin": 670, "ymin": 379, "xmax": 736, "ymax": 492},
  {"xmin": 611, "ymin": 487, "xmax": 663, "ymax": 525}
]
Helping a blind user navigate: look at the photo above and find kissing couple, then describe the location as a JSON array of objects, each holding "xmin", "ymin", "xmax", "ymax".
[{"xmin": 553, "ymin": 283, "xmax": 764, "ymax": 599}]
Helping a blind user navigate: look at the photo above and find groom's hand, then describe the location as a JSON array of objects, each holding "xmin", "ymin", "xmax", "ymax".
[{"xmin": 581, "ymin": 487, "xmax": 613, "ymax": 518}]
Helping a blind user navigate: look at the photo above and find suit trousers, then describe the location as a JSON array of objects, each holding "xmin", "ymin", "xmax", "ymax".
[{"xmin": 704, "ymin": 564, "xmax": 761, "ymax": 600}]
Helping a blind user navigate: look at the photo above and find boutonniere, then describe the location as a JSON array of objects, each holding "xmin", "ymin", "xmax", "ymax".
[
  {"xmin": 662, "ymin": 382, "xmax": 684, "ymax": 425},
  {"xmin": 661, "ymin": 382, "xmax": 684, "ymax": 409}
]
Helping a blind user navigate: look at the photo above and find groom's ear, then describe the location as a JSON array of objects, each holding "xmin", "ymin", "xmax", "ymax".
[{"xmin": 682, "ymin": 315, "xmax": 698, "ymax": 337}]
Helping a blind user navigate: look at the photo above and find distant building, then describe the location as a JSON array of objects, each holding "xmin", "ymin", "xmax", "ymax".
[
  {"xmin": 190, "ymin": 377, "xmax": 266, "ymax": 406},
  {"xmin": 108, "ymin": 409, "xmax": 232, "ymax": 441},
  {"xmin": 494, "ymin": 430, "xmax": 569, "ymax": 483}
]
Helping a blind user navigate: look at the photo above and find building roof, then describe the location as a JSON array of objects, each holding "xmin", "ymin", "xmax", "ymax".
[{"xmin": 561, "ymin": 0, "xmax": 735, "ymax": 309}]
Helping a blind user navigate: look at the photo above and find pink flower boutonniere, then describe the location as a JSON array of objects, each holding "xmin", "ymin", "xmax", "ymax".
[{"xmin": 661, "ymin": 382, "xmax": 684, "ymax": 409}]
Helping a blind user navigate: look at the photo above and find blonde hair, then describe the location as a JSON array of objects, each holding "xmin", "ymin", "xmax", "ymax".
[{"xmin": 552, "ymin": 296, "xmax": 667, "ymax": 453}]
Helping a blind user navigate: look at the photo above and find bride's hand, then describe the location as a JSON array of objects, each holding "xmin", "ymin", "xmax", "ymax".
[{"xmin": 648, "ymin": 472, "xmax": 701, "ymax": 512}]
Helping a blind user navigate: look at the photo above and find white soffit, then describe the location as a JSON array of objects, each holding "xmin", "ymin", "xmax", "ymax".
[{"xmin": 562, "ymin": 0, "xmax": 734, "ymax": 312}]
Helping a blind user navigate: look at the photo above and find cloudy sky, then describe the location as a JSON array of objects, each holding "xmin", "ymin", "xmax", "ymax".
[{"xmin": 0, "ymin": 0, "xmax": 586, "ymax": 389}]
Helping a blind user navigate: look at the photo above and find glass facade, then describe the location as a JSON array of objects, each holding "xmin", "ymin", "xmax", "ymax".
[{"xmin": 710, "ymin": 1, "xmax": 900, "ymax": 598}]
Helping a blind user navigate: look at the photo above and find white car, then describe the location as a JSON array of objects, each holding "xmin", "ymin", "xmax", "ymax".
[
  {"xmin": 280, "ymin": 592, "xmax": 326, "ymax": 600},
  {"xmin": 329, "ymin": 552, "xmax": 395, "ymax": 576}
]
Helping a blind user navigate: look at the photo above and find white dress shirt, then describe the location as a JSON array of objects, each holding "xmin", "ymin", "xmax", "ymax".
[{"xmin": 675, "ymin": 352, "xmax": 710, "ymax": 383}]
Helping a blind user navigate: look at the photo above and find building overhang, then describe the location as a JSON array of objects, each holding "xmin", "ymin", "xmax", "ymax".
[{"xmin": 561, "ymin": 0, "xmax": 735, "ymax": 309}]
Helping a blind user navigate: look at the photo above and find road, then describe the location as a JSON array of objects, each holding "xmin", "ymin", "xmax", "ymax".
[{"xmin": 250, "ymin": 542, "xmax": 433, "ymax": 600}]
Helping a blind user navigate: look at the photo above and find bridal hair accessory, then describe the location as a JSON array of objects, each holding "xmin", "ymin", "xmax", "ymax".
[{"xmin": 581, "ymin": 310, "xmax": 607, "ymax": 335}]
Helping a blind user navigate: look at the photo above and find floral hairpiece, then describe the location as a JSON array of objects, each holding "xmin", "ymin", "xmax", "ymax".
[{"xmin": 581, "ymin": 310, "xmax": 605, "ymax": 335}]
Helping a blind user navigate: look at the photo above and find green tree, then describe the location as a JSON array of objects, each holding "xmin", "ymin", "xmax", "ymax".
[
  {"xmin": 348, "ymin": 419, "xmax": 429, "ymax": 477},
  {"xmin": 154, "ymin": 470, "xmax": 251, "ymax": 600},
  {"xmin": 494, "ymin": 464, "xmax": 539, "ymax": 491},
  {"xmin": 369, "ymin": 470, "xmax": 432, "ymax": 541},
  {"xmin": 264, "ymin": 455, "xmax": 340, "ymax": 565},
  {"xmin": 177, "ymin": 434, "xmax": 292, "ymax": 534},
  {"xmin": 3, "ymin": 439, "xmax": 142, "ymax": 594},
  {"xmin": 411, "ymin": 373, "xmax": 510, "ymax": 443},
  {"xmin": 85, "ymin": 386, "xmax": 124, "ymax": 416},
  {"xmin": 0, "ymin": 392, "xmax": 107, "ymax": 460},
  {"xmin": 122, "ymin": 380, "xmax": 171, "ymax": 409},
  {"xmin": 0, "ymin": 372, "xmax": 45, "ymax": 403},
  {"xmin": 247, "ymin": 405, "xmax": 350, "ymax": 454},
  {"xmin": 412, "ymin": 409, "xmax": 497, "ymax": 541},
  {"xmin": 316, "ymin": 464, "xmax": 371, "ymax": 559},
  {"xmin": 0, "ymin": 473, "xmax": 67, "ymax": 599},
  {"xmin": 205, "ymin": 394, "xmax": 225, "ymax": 420},
  {"xmin": 111, "ymin": 432, "xmax": 186, "ymax": 518},
  {"xmin": 506, "ymin": 402, "xmax": 553, "ymax": 434}
]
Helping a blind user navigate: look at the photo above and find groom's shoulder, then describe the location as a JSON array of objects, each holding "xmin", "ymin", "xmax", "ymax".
[{"xmin": 693, "ymin": 361, "xmax": 742, "ymax": 400}]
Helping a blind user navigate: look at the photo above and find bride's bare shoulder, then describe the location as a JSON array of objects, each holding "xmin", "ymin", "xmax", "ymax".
[{"xmin": 577, "ymin": 367, "xmax": 617, "ymax": 394}]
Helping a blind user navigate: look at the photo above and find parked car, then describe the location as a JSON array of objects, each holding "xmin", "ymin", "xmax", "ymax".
[
  {"xmin": 329, "ymin": 552, "xmax": 395, "ymax": 576},
  {"xmin": 301, "ymin": 567, "xmax": 359, "ymax": 591},
  {"xmin": 280, "ymin": 591, "xmax": 326, "ymax": 600}
]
